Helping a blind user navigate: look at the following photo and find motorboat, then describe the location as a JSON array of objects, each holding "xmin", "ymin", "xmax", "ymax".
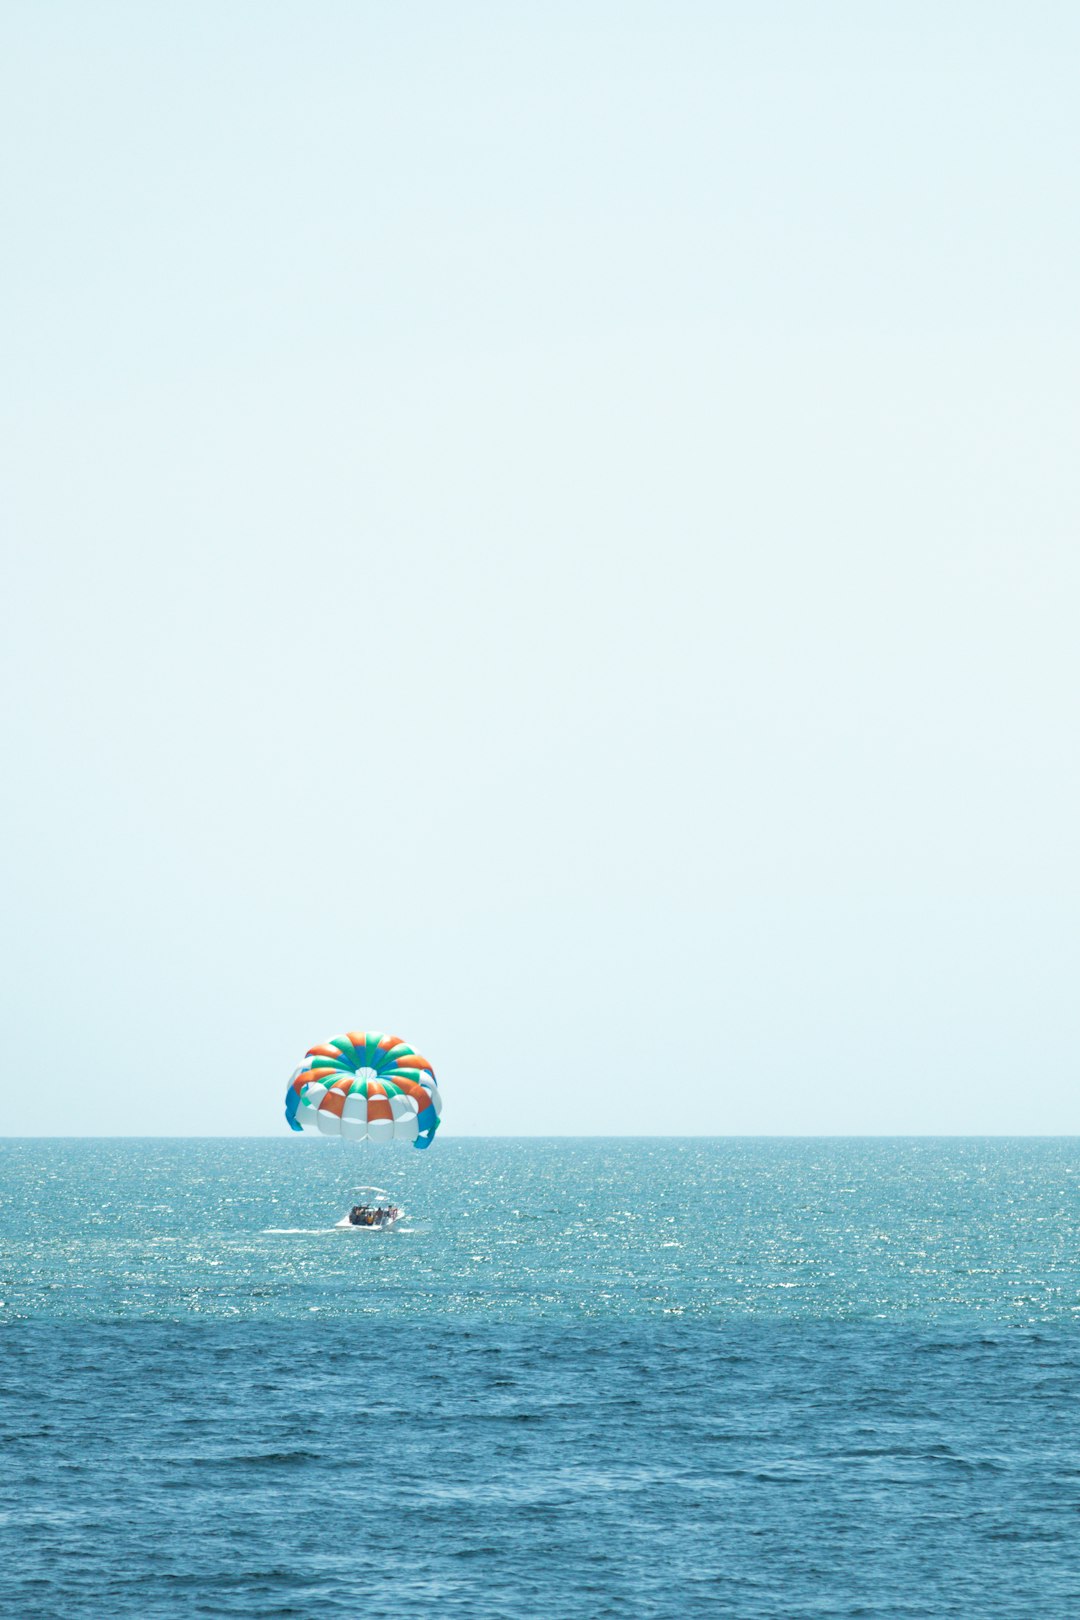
[{"xmin": 334, "ymin": 1185, "xmax": 406, "ymax": 1231}]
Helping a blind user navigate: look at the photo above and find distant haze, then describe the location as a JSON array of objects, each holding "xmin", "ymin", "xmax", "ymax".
[{"xmin": 2, "ymin": 3, "xmax": 1077, "ymax": 1135}]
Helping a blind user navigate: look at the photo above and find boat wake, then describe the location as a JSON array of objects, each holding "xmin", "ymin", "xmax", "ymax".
[
  {"xmin": 260, "ymin": 1227, "xmax": 330, "ymax": 1234},
  {"xmin": 260, "ymin": 1226, "xmax": 419, "ymax": 1236}
]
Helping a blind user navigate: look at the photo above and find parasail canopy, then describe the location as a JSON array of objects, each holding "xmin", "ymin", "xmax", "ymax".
[{"xmin": 285, "ymin": 1030, "xmax": 442, "ymax": 1150}]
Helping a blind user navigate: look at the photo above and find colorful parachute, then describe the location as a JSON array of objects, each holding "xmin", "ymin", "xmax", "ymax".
[{"xmin": 285, "ymin": 1030, "xmax": 442, "ymax": 1150}]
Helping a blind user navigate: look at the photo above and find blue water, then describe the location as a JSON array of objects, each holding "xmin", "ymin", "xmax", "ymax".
[{"xmin": 3, "ymin": 1138, "xmax": 1080, "ymax": 1616}]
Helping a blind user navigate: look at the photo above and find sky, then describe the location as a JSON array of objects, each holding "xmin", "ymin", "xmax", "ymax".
[{"xmin": 2, "ymin": 2, "xmax": 1077, "ymax": 1136}]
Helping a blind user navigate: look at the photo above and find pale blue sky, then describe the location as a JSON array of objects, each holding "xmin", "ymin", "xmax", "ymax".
[{"xmin": 2, "ymin": 3, "xmax": 1077, "ymax": 1135}]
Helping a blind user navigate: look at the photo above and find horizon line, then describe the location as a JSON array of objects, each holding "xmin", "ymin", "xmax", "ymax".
[{"xmin": 2, "ymin": 1133, "xmax": 1079, "ymax": 1143}]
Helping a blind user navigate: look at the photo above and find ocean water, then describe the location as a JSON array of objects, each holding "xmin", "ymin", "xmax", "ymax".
[{"xmin": 2, "ymin": 1137, "xmax": 1080, "ymax": 1617}]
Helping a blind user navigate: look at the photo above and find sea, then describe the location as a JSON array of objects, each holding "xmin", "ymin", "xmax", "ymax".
[{"xmin": 2, "ymin": 1137, "xmax": 1079, "ymax": 1618}]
